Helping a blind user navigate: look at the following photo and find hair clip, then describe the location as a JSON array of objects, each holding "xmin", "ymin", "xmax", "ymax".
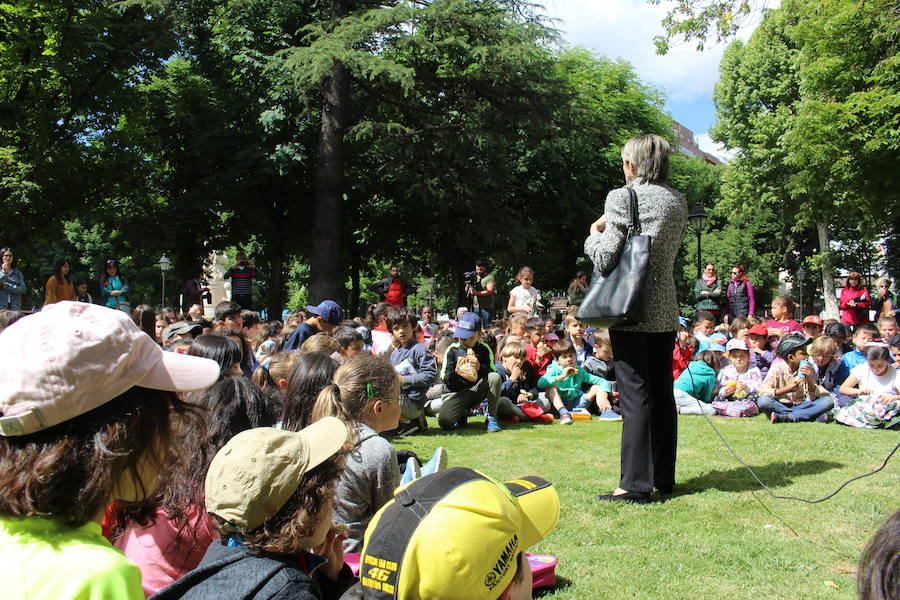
[{"xmin": 367, "ymin": 382, "xmax": 374, "ymax": 399}]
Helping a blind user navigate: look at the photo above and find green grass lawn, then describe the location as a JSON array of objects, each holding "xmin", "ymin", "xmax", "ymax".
[{"xmin": 394, "ymin": 415, "xmax": 898, "ymax": 599}]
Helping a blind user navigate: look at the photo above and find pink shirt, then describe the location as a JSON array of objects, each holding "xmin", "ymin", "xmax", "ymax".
[
  {"xmin": 765, "ymin": 319, "xmax": 802, "ymax": 336},
  {"xmin": 114, "ymin": 506, "xmax": 216, "ymax": 597}
]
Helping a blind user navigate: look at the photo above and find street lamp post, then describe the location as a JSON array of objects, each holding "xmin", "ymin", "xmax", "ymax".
[
  {"xmin": 687, "ymin": 206, "xmax": 709, "ymax": 279},
  {"xmin": 159, "ymin": 255, "xmax": 170, "ymax": 308},
  {"xmin": 797, "ymin": 266, "xmax": 806, "ymax": 318}
]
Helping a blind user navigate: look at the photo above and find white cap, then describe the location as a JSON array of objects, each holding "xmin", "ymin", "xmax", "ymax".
[
  {"xmin": 726, "ymin": 339, "xmax": 749, "ymax": 353},
  {"xmin": 0, "ymin": 301, "xmax": 220, "ymax": 436}
]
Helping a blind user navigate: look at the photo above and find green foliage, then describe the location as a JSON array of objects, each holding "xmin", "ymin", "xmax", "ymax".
[
  {"xmin": 649, "ymin": 0, "xmax": 757, "ymax": 54},
  {"xmin": 711, "ymin": 0, "xmax": 900, "ymax": 305},
  {"xmin": 1, "ymin": 0, "xmax": 725, "ymax": 315}
]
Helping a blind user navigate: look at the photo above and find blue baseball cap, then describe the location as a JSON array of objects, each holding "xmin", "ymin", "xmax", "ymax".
[
  {"xmin": 454, "ymin": 312, "xmax": 482, "ymax": 340},
  {"xmin": 306, "ymin": 300, "xmax": 344, "ymax": 326},
  {"xmin": 709, "ymin": 332, "xmax": 728, "ymax": 353}
]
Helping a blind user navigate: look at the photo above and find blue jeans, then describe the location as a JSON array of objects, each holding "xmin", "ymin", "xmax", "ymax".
[
  {"xmin": 757, "ymin": 395, "xmax": 834, "ymax": 422},
  {"xmin": 474, "ymin": 307, "xmax": 493, "ymax": 326}
]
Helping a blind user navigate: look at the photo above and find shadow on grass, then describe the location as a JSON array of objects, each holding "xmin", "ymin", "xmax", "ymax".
[
  {"xmin": 533, "ymin": 576, "xmax": 572, "ymax": 597},
  {"xmin": 669, "ymin": 459, "xmax": 844, "ymax": 498}
]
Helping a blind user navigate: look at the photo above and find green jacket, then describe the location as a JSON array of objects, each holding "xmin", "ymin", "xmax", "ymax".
[
  {"xmin": 674, "ymin": 360, "xmax": 717, "ymax": 403},
  {"xmin": 695, "ymin": 278, "xmax": 724, "ymax": 311},
  {"xmin": 538, "ymin": 361, "xmax": 610, "ymax": 403}
]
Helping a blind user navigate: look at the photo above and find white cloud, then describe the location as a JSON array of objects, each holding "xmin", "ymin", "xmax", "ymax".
[
  {"xmin": 543, "ymin": 0, "xmax": 764, "ymax": 104},
  {"xmin": 695, "ymin": 133, "xmax": 737, "ymax": 163}
]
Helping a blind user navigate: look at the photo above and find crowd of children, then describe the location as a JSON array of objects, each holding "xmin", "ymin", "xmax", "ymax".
[
  {"xmin": 674, "ymin": 297, "xmax": 899, "ymax": 428},
  {"xmin": 0, "ymin": 273, "xmax": 897, "ymax": 599},
  {"xmin": 0, "ymin": 300, "xmax": 561, "ymax": 600}
]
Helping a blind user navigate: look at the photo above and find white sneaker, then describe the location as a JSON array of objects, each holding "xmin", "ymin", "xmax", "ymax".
[
  {"xmin": 401, "ymin": 456, "xmax": 421, "ymax": 484},
  {"xmin": 422, "ymin": 447, "xmax": 448, "ymax": 476}
]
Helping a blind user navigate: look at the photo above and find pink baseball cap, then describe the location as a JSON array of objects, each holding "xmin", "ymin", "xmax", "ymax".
[{"xmin": 0, "ymin": 301, "xmax": 220, "ymax": 436}]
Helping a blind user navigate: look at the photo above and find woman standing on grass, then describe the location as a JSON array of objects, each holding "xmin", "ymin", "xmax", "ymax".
[{"xmin": 583, "ymin": 133, "xmax": 687, "ymax": 504}]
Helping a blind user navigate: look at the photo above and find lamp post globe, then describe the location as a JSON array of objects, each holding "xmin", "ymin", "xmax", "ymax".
[
  {"xmin": 159, "ymin": 255, "xmax": 170, "ymax": 307},
  {"xmin": 687, "ymin": 206, "xmax": 708, "ymax": 279}
]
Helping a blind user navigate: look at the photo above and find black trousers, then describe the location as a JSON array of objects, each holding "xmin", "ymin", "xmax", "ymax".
[
  {"xmin": 609, "ymin": 330, "xmax": 677, "ymax": 493},
  {"xmin": 232, "ymin": 294, "xmax": 252, "ymax": 311}
]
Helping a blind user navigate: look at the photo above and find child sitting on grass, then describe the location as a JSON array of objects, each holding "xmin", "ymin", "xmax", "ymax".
[
  {"xmin": 332, "ymin": 325, "xmax": 365, "ymax": 363},
  {"xmin": 387, "ymin": 306, "xmax": 438, "ymax": 435},
  {"xmin": 564, "ymin": 315, "xmax": 593, "ymax": 366},
  {"xmin": 747, "ymin": 322, "xmax": 775, "ymax": 377},
  {"xmin": 673, "ymin": 329, "xmax": 698, "ymax": 381},
  {"xmin": 525, "ymin": 317, "xmax": 553, "ymax": 377},
  {"xmin": 758, "ymin": 335, "xmax": 834, "ymax": 423},
  {"xmin": 835, "ymin": 343, "xmax": 900, "ymax": 429},
  {"xmin": 538, "ymin": 341, "xmax": 614, "ymax": 424},
  {"xmin": 693, "ymin": 311, "xmax": 715, "ymax": 351},
  {"xmin": 801, "ymin": 315, "xmax": 823, "ymax": 339},
  {"xmin": 766, "ymin": 296, "xmax": 802, "ymax": 338},
  {"xmin": 309, "ymin": 356, "xmax": 403, "ymax": 553},
  {"xmin": 673, "ymin": 350, "xmax": 720, "ymax": 415},
  {"xmin": 834, "ymin": 322, "xmax": 879, "ymax": 388},
  {"xmin": 807, "ymin": 335, "xmax": 842, "ymax": 399},
  {"xmin": 439, "ymin": 313, "xmax": 502, "ymax": 433},
  {"xmin": 152, "ymin": 420, "xmax": 355, "ymax": 600},
  {"xmin": 714, "ymin": 339, "xmax": 762, "ymax": 402},
  {"xmin": 495, "ymin": 340, "xmax": 543, "ymax": 423},
  {"xmin": 878, "ymin": 316, "xmax": 898, "ymax": 342}
]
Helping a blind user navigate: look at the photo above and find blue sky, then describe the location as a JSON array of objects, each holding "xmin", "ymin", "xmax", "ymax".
[{"xmin": 544, "ymin": 0, "xmax": 764, "ymax": 161}]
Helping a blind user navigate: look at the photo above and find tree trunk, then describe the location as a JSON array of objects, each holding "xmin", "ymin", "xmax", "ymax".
[
  {"xmin": 308, "ymin": 0, "xmax": 352, "ymax": 305},
  {"xmin": 817, "ymin": 219, "xmax": 839, "ymax": 319},
  {"xmin": 349, "ymin": 230, "xmax": 361, "ymax": 318}
]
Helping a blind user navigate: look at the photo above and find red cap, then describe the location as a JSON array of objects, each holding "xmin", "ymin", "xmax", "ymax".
[
  {"xmin": 802, "ymin": 315, "xmax": 823, "ymax": 326},
  {"xmin": 748, "ymin": 323, "xmax": 769, "ymax": 336}
]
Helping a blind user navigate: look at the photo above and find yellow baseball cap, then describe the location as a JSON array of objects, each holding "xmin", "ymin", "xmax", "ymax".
[
  {"xmin": 358, "ymin": 467, "xmax": 560, "ymax": 599},
  {"xmin": 205, "ymin": 419, "xmax": 348, "ymax": 532}
]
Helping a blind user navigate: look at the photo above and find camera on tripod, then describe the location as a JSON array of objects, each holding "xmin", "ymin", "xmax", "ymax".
[{"xmin": 463, "ymin": 271, "xmax": 478, "ymax": 286}]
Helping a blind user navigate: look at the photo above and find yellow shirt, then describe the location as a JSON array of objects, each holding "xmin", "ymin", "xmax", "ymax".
[{"xmin": 0, "ymin": 516, "xmax": 143, "ymax": 600}]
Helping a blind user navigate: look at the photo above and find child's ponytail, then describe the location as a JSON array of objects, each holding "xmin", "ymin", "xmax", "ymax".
[
  {"xmin": 311, "ymin": 383, "xmax": 352, "ymax": 425},
  {"xmin": 310, "ymin": 356, "xmax": 399, "ymax": 432}
]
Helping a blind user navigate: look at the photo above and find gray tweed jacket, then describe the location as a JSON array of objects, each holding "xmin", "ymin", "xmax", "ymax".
[{"xmin": 583, "ymin": 178, "xmax": 687, "ymax": 333}]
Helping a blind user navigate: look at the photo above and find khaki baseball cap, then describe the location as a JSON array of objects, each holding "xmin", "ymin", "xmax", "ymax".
[
  {"xmin": 0, "ymin": 301, "xmax": 220, "ymax": 436},
  {"xmin": 205, "ymin": 419, "xmax": 349, "ymax": 532}
]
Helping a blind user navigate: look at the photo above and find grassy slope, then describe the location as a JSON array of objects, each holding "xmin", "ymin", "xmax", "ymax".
[{"xmin": 394, "ymin": 415, "xmax": 898, "ymax": 599}]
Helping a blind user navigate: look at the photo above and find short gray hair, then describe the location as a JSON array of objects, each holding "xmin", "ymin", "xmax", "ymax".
[{"xmin": 621, "ymin": 134, "xmax": 670, "ymax": 183}]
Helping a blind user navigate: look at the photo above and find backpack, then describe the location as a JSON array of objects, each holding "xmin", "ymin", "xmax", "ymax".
[{"xmin": 711, "ymin": 400, "xmax": 759, "ymax": 418}]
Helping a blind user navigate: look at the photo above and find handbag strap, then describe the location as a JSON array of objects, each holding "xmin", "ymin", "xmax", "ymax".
[{"xmin": 625, "ymin": 186, "xmax": 641, "ymax": 236}]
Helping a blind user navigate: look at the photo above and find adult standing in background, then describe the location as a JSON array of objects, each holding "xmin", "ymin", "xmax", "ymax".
[
  {"xmin": 584, "ymin": 133, "xmax": 687, "ymax": 504},
  {"xmin": 695, "ymin": 263, "xmax": 724, "ymax": 322},
  {"xmin": 0, "ymin": 248, "xmax": 26, "ymax": 311},
  {"xmin": 726, "ymin": 265, "xmax": 755, "ymax": 319},
  {"xmin": 223, "ymin": 252, "xmax": 258, "ymax": 310},
  {"xmin": 567, "ymin": 271, "xmax": 588, "ymax": 307},
  {"xmin": 839, "ymin": 272, "xmax": 871, "ymax": 328},
  {"xmin": 467, "ymin": 259, "xmax": 496, "ymax": 324},
  {"xmin": 182, "ymin": 265, "xmax": 210, "ymax": 315},
  {"xmin": 872, "ymin": 277, "xmax": 895, "ymax": 320},
  {"xmin": 43, "ymin": 259, "xmax": 75, "ymax": 307},
  {"xmin": 100, "ymin": 259, "xmax": 130, "ymax": 313},
  {"xmin": 371, "ymin": 264, "xmax": 416, "ymax": 307}
]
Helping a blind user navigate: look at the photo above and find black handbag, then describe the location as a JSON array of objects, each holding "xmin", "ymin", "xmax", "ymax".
[{"xmin": 576, "ymin": 186, "xmax": 652, "ymax": 329}]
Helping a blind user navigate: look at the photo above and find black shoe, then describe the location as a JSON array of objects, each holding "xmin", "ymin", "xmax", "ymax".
[
  {"xmin": 396, "ymin": 421, "xmax": 421, "ymax": 436},
  {"xmin": 656, "ymin": 485, "xmax": 674, "ymax": 495},
  {"xmin": 596, "ymin": 490, "xmax": 651, "ymax": 505}
]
